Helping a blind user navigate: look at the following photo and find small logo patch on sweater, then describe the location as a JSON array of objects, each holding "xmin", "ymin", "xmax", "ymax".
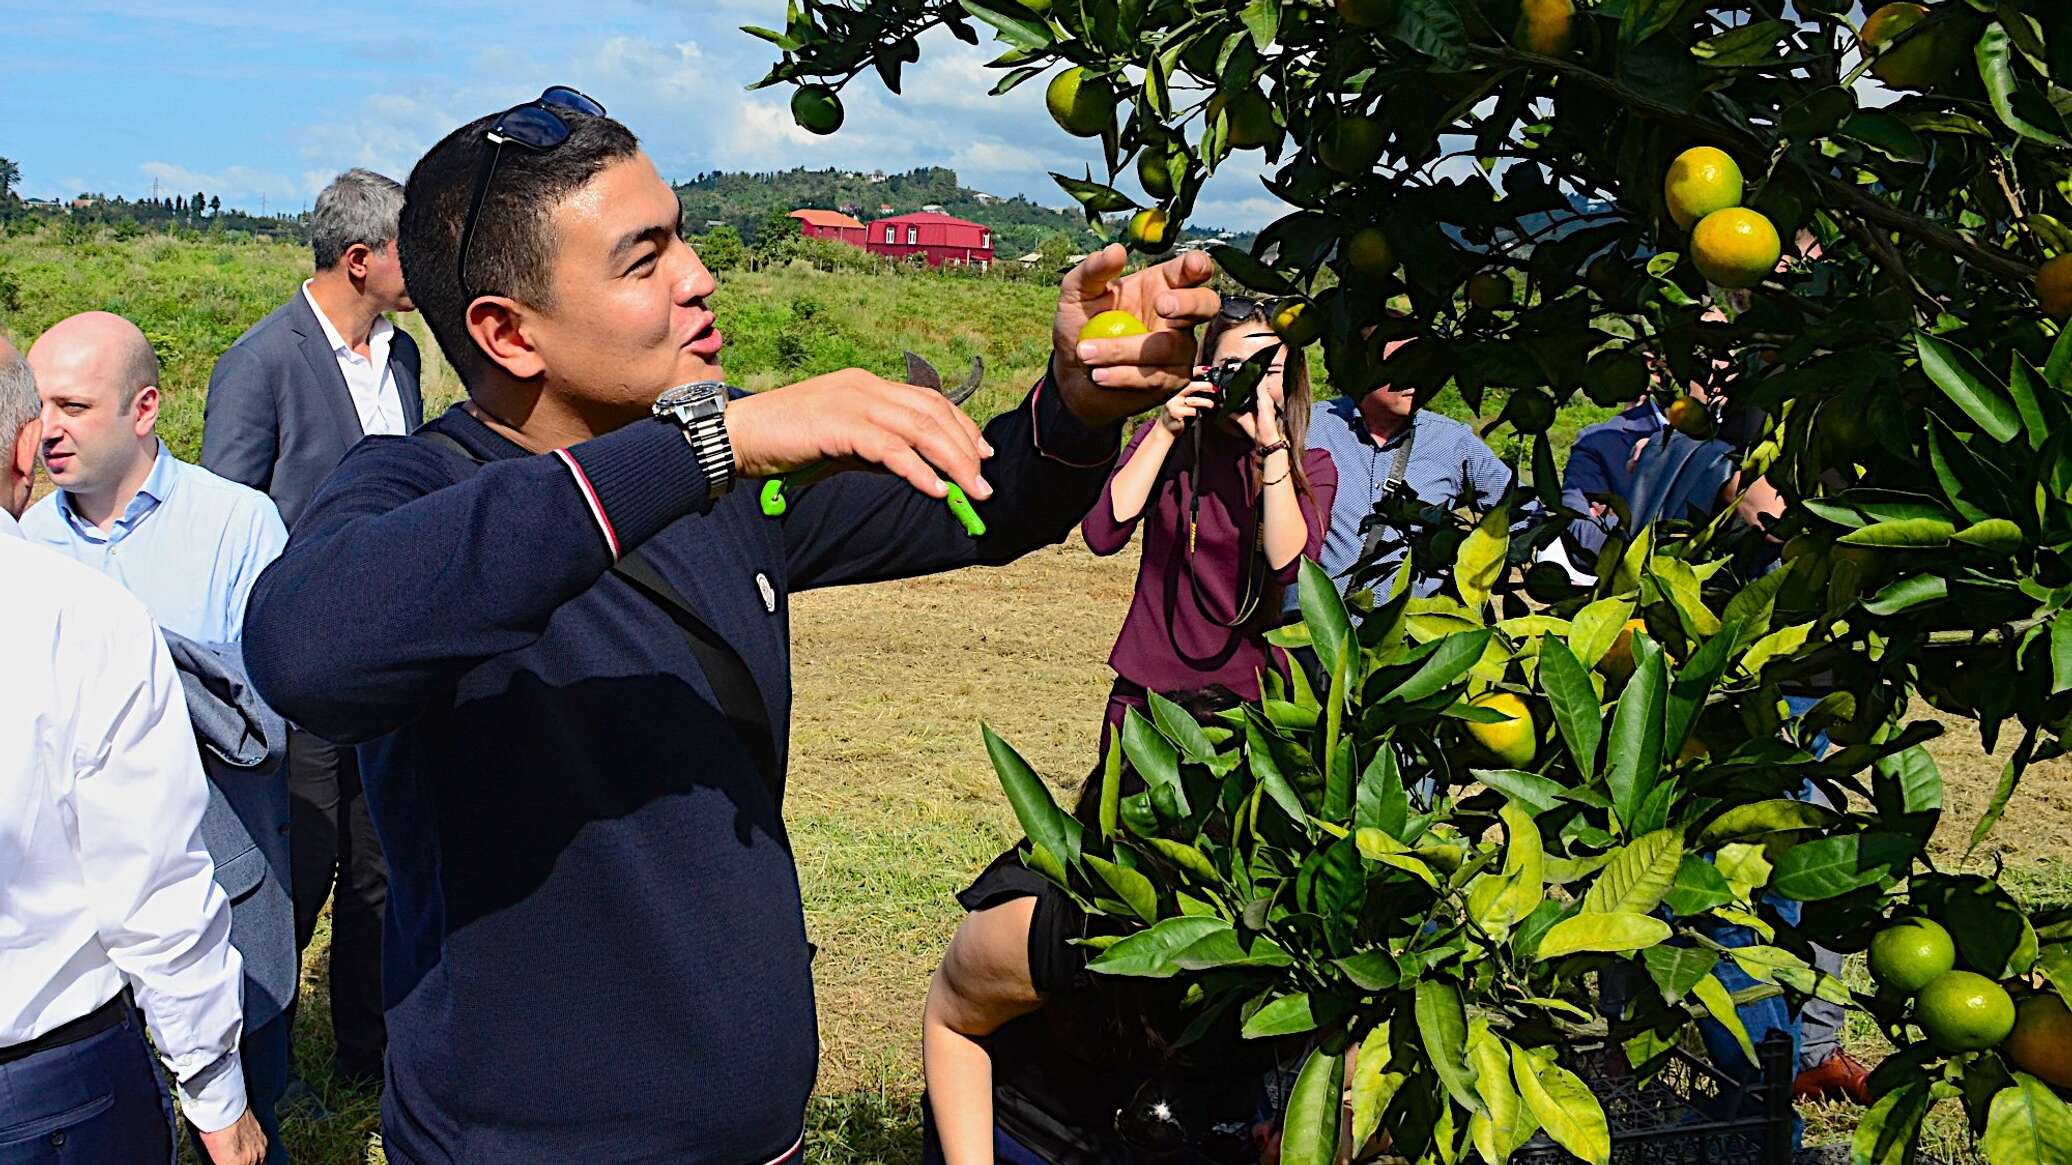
[{"xmin": 756, "ymin": 573, "xmax": 777, "ymax": 613}]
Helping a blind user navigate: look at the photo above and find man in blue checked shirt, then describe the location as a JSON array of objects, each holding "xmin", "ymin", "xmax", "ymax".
[
  {"xmin": 21, "ymin": 310, "xmax": 296, "ymax": 1163},
  {"xmin": 1290, "ymin": 374, "xmax": 1511, "ymax": 613}
]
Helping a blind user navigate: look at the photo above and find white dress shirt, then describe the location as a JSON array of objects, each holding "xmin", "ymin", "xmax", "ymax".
[
  {"xmin": 0, "ymin": 510, "xmax": 249, "ymax": 1131},
  {"xmin": 302, "ymin": 279, "xmax": 406, "ymax": 437}
]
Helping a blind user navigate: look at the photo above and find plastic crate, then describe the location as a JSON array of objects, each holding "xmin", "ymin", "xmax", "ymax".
[{"xmin": 1513, "ymin": 1032, "xmax": 1795, "ymax": 1165}]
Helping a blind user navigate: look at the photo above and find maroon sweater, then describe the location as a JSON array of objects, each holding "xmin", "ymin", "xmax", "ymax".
[{"xmin": 1082, "ymin": 422, "xmax": 1337, "ymax": 700}]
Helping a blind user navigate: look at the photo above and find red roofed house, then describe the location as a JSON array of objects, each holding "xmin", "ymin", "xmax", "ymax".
[
  {"xmin": 865, "ymin": 211, "xmax": 995, "ymax": 270},
  {"xmin": 788, "ymin": 208, "xmax": 867, "ymax": 247}
]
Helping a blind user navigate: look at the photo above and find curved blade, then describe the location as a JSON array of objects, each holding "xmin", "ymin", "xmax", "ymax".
[
  {"xmin": 903, "ymin": 351, "xmax": 942, "ymax": 393},
  {"xmin": 945, "ymin": 356, "xmax": 984, "ymax": 406}
]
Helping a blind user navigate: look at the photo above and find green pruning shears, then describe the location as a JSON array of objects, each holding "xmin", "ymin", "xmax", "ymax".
[{"xmin": 758, "ymin": 352, "xmax": 988, "ymax": 538}]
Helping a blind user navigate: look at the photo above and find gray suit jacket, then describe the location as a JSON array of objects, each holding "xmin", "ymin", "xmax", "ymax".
[
  {"xmin": 163, "ymin": 631, "xmax": 296, "ymax": 1029},
  {"xmin": 201, "ymin": 291, "xmax": 423, "ymax": 529}
]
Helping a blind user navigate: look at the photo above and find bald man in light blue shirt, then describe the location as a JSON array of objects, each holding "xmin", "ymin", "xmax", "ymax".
[
  {"xmin": 22, "ymin": 313, "xmax": 286, "ymax": 645},
  {"xmin": 20, "ymin": 310, "xmax": 294, "ymax": 1164}
]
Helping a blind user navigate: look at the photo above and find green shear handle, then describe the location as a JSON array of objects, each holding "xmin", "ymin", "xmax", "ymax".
[{"xmin": 756, "ymin": 353, "xmax": 988, "ymax": 538}]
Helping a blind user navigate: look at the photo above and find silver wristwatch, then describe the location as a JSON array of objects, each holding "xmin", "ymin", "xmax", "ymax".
[{"xmin": 652, "ymin": 381, "xmax": 736, "ymax": 501}]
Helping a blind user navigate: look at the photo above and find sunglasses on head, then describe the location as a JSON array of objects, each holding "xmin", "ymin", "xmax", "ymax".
[
  {"xmin": 456, "ymin": 85, "xmax": 607, "ymax": 301},
  {"xmin": 1216, "ymin": 294, "xmax": 1284, "ymax": 323}
]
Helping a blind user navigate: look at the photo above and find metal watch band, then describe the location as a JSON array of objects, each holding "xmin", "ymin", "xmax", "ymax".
[{"xmin": 684, "ymin": 415, "xmax": 735, "ymax": 501}]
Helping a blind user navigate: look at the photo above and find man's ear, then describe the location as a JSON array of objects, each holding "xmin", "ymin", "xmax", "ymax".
[
  {"xmin": 8, "ymin": 416, "xmax": 42, "ymax": 517},
  {"xmin": 344, "ymin": 242, "xmax": 374, "ymax": 282},
  {"xmin": 132, "ymin": 385, "xmax": 160, "ymax": 437},
  {"xmin": 466, "ymin": 297, "xmax": 546, "ymax": 382}
]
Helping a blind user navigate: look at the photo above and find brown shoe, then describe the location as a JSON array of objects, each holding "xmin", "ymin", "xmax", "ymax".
[{"xmin": 1793, "ymin": 1051, "xmax": 1872, "ymax": 1105}]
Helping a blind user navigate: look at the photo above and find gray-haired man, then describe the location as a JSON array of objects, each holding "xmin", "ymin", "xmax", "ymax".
[{"xmin": 201, "ymin": 168, "xmax": 420, "ymax": 1092}]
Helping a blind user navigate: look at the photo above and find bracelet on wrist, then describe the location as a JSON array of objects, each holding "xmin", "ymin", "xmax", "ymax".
[
  {"xmin": 1253, "ymin": 439, "xmax": 1290, "ymax": 458},
  {"xmin": 1261, "ymin": 469, "xmax": 1291, "ymax": 486}
]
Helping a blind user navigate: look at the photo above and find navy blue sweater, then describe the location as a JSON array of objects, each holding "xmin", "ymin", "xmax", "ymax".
[{"xmin": 241, "ymin": 381, "xmax": 1118, "ymax": 1164}]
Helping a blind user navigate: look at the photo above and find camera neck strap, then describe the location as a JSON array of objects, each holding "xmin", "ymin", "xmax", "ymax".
[
  {"xmin": 1182, "ymin": 423, "xmax": 1269, "ymax": 630},
  {"xmin": 1360, "ymin": 420, "xmax": 1419, "ymax": 561}
]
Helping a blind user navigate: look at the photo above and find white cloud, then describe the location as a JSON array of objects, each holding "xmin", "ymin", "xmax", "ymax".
[{"xmin": 138, "ymin": 160, "xmax": 299, "ymax": 201}]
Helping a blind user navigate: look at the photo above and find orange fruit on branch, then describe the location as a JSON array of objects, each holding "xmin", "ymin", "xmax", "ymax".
[
  {"xmin": 1318, "ymin": 115, "xmax": 1387, "ymax": 176},
  {"xmin": 1863, "ymin": 2, "xmax": 1969, "ymax": 91},
  {"xmin": 2004, "ymin": 994, "xmax": 2072, "ymax": 1090},
  {"xmin": 2038, "ymin": 254, "xmax": 2072, "ymax": 321},
  {"xmin": 1597, "ymin": 618, "xmax": 1648, "ymax": 682},
  {"xmin": 1124, "ymin": 208, "xmax": 1173, "ymax": 254},
  {"xmin": 1514, "ymin": 0, "xmax": 1576, "ymax": 56},
  {"xmin": 1210, "ymin": 90, "xmax": 1280, "ymax": 150},
  {"xmin": 1467, "ymin": 692, "xmax": 1537, "ymax": 768},
  {"xmin": 1691, "ymin": 207, "xmax": 1781, "ymax": 290},
  {"xmin": 1664, "ymin": 146, "xmax": 1744, "ymax": 231}
]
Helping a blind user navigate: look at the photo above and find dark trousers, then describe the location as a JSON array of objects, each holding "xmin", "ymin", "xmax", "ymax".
[
  {"xmin": 286, "ymin": 727, "xmax": 388, "ymax": 1083},
  {"xmin": 0, "ymin": 999, "xmax": 174, "ymax": 1164},
  {"xmin": 184, "ymin": 1013, "xmax": 289, "ymax": 1165}
]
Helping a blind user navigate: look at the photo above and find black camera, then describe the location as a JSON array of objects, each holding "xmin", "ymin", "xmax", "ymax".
[{"xmin": 1201, "ymin": 357, "xmax": 1261, "ymax": 417}]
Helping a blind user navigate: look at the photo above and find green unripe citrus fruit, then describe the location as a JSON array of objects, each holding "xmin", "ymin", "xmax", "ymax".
[
  {"xmin": 1915, "ymin": 971, "xmax": 2016, "ymax": 1052},
  {"xmin": 1318, "ymin": 116, "xmax": 1386, "ymax": 176},
  {"xmin": 1078, "ymin": 310, "xmax": 1150, "ymax": 342},
  {"xmin": 1047, "ymin": 68, "xmax": 1115, "ymax": 137},
  {"xmin": 790, "ymin": 86, "xmax": 845, "ymax": 135},
  {"xmin": 1868, "ymin": 918, "xmax": 1957, "ymax": 994},
  {"xmin": 1664, "ymin": 146, "xmax": 1743, "ymax": 231},
  {"xmin": 1467, "ymin": 272, "xmax": 1513, "ymax": 309},
  {"xmin": 1345, "ymin": 227, "xmax": 1395, "ymax": 279},
  {"xmin": 1124, "ymin": 207, "xmax": 1173, "ymax": 254}
]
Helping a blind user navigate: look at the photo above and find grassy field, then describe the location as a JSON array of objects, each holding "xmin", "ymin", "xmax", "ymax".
[{"xmin": 3, "ymin": 227, "xmax": 2066, "ymax": 1163}]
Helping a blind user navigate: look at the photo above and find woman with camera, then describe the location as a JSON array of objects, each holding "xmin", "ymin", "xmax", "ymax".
[
  {"xmin": 916, "ymin": 300, "xmax": 1336, "ymax": 1165},
  {"xmin": 1079, "ymin": 296, "xmax": 1337, "ymax": 746}
]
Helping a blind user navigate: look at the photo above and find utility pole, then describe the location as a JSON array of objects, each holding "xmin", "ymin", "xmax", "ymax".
[{"xmin": 151, "ymin": 177, "xmax": 160, "ymax": 202}]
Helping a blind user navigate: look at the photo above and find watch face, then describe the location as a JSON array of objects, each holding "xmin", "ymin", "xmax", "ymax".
[{"xmin": 655, "ymin": 380, "xmax": 727, "ymax": 412}]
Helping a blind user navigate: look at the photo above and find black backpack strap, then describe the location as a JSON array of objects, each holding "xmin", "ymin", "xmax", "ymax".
[{"xmin": 416, "ymin": 427, "xmax": 783, "ymax": 801}]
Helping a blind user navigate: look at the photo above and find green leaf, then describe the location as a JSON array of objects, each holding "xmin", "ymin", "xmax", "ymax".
[
  {"xmin": 1468, "ymin": 1023, "xmax": 1537, "ymax": 1164},
  {"xmin": 1391, "ymin": 0, "xmax": 1468, "ymax": 69},
  {"xmin": 1243, "ymin": 992, "xmax": 1319, "ymax": 1038},
  {"xmin": 1238, "ymin": 0, "xmax": 1277, "ymax": 51},
  {"xmin": 1298, "ymin": 558, "xmax": 1353, "ymax": 684},
  {"xmin": 1914, "ymin": 873, "xmax": 2041, "ymax": 978},
  {"xmin": 1279, "ymin": 1046, "xmax": 1343, "ymax": 1165},
  {"xmin": 1620, "ymin": 0, "xmax": 1689, "ymax": 46},
  {"xmin": 1769, "ymin": 831, "xmax": 1916, "ymax": 900},
  {"xmin": 1969, "ymin": 730, "xmax": 2037, "ymax": 852},
  {"xmin": 1455, "ymin": 503, "xmax": 1509, "ymax": 611},
  {"xmin": 1984, "ymin": 1075, "xmax": 2072, "ymax": 1165},
  {"xmin": 1570, "ymin": 596, "xmax": 1635, "ymax": 667},
  {"xmin": 1172, "ymin": 925, "xmax": 1294, "ymax": 970},
  {"xmin": 1836, "ymin": 110, "xmax": 1927, "ymax": 163},
  {"xmin": 1918, "ymin": 332, "xmax": 2024, "ymax": 443},
  {"xmin": 1955, "ymin": 519, "xmax": 2025, "ymax": 555},
  {"xmin": 1336, "ymin": 949, "xmax": 1403, "ymax": 991},
  {"xmin": 1148, "ymin": 690, "xmax": 1216, "ymax": 763},
  {"xmin": 1539, "ymin": 636, "xmax": 1603, "ymax": 779},
  {"xmin": 1386, "ymin": 628, "xmax": 1494, "ymax": 703},
  {"xmin": 1356, "ymin": 743, "xmax": 1410, "ymax": 839},
  {"xmin": 1534, "ymin": 912, "xmax": 1673, "ymax": 958},
  {"xmin": 1838, "ymin": 517, "xmax": 1956, "ymax": 547},
  {"xmin": 1491, "ymin": 801, "xmax": 1546, "ymax": 934},
  {"xmin": 1605, "ymin": 639, "xmax": 1667, "ymax": 832},
  {"xmin": 1246, "ymin": 711, "xmax": 1312, "ymax": 826},
  {"xmin": 956, "ymin": 0, "xmax": 1055, "ymax": 50},
  {"xmin": 1855, "ymin": 1083, "xmax": 1933, "ymax": 1165},
  {"xmin": 1123, "ymin": 708, "xmax": 1186, "ymax": 816},
  {"xmin": 1691, "ymin": 19, "xmax": 1794, "ymax": 68},
  {"xmin": 1416, "ymin": 979, "xmax": 1483, "ymax": 1114},
  {"xmin": 1699, "ymin": 799, "xmax": 1840, "ymax": 844},
  {"xmin": 984, "ymin": 724, "xmax": 1081, "ymax": 867},
  {"xmin": 2010, "ymin": 355, "xmax": 2053, "ymax": 451},
  {"xmin": 1085, "ymin": 914, "xmax": 1225, "ymax": 977},
  {"xmin": 1085, "ymin": 853, "xmax": 1157, "ymax": 923},
  {"xmin": 1513, "ymin": 1050, "xmax": 1610, "ymax": 1165},
  {"xmin": 1801, "ymin": 489, "xmax": 1955, "ymax": 528},
  {"xmin": 1692, "ymin": 971, "xmax": 1757, "ymax": 1066},
  {"xmin": 1863, "ymin": 573, "xmax": 1949, "ymax": 616},
  {"xmin": 1050, "ymin": 171, "xmax": 1139, "ymax": 214},
  {"xmin": 1661, "ymin": 854, "xmax": 1735, "ymax": 916},
  {"xmin": 1641, "ymin": 944, "xmax": 1719, "ymax": 1002},
  {"xmin": 1356, "ymin": 828, "xmax": 1441, "ymax": 888},
  {"xmin": 1470, "ymin": 768, "xmax": 1568, "ymax": 816},
  {"xmin": 1146, "ymin": 837, "xmax": 1219, "ymax": 883},
  {"xmin": 1350, "ymin": 1024, "xmax": 1404, "ymax": 1151},
  {"xmin": 1980, "ymin": 25, "xmax": 2072, "ymax": 147},
  {"xmin": 2055, "ymin": 616, "xmax": 2072, "ymax": 695},
  {"xmin": 1210, "ymin": 243, "xmax": 1296, "ymax": 297},
  {"xmin": 1582, "ymin": 829, "xmax": 1684, "ymax": 915},
  {"xmin": 1098, "ymin": 731, "xmax": 1121, "ymax": 840}
]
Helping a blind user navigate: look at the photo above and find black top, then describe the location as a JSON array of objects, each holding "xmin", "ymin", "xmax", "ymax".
[
  {"xmin": 959, "ymin": 852, "xmax": 1267, "ymax": 1165},
  {"xmin": 241, "ymin": 381, "xmax": 1117, "ymax": 1165}
]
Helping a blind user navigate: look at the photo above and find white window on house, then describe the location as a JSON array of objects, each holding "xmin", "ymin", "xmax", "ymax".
[
  {"xmin": 906, "ymin": 225, "xmax": 918, "ymax": 245},
  {"xmin": 981, "ymin": 231, "xmax": 991, "ymax": 249},
  {"xmin": 885, "ymin": 226, "xmax": 895, "ymax": 243}
]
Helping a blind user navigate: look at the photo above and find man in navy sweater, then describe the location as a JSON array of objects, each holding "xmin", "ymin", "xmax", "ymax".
[{"xmin": 239, "ymin": 92, "xmax": 1217, "ymax": 1164}]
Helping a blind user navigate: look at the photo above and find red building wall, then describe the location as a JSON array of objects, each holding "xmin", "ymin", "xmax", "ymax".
[{"xmin": 864, "ymin": 213, "xmax": 995, "ymax": 268}]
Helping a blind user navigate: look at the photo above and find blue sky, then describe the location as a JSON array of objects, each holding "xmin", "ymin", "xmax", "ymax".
[{"xmin": 0, "ymin": 0, "xmax": 1286, "ymax": 230}]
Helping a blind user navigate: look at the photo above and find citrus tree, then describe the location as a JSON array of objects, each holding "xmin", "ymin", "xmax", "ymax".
[{"xmin": 751, "ymin": 2, "xmax": 2072, "ymax": 1161}]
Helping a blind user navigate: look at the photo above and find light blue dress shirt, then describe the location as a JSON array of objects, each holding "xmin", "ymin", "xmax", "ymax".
[
  {"xmin": 1291, "ymin": 399, "xmax": 1513, "ymax": 610},
  {"xmin": 22, "ymin": 441, "xmax": 288, "ymax": 645}
]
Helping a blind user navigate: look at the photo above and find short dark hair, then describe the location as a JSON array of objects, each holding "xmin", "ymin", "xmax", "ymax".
[{"xmin": 398, "ymin": 108, "xmax": 641, "ymax": 386}]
